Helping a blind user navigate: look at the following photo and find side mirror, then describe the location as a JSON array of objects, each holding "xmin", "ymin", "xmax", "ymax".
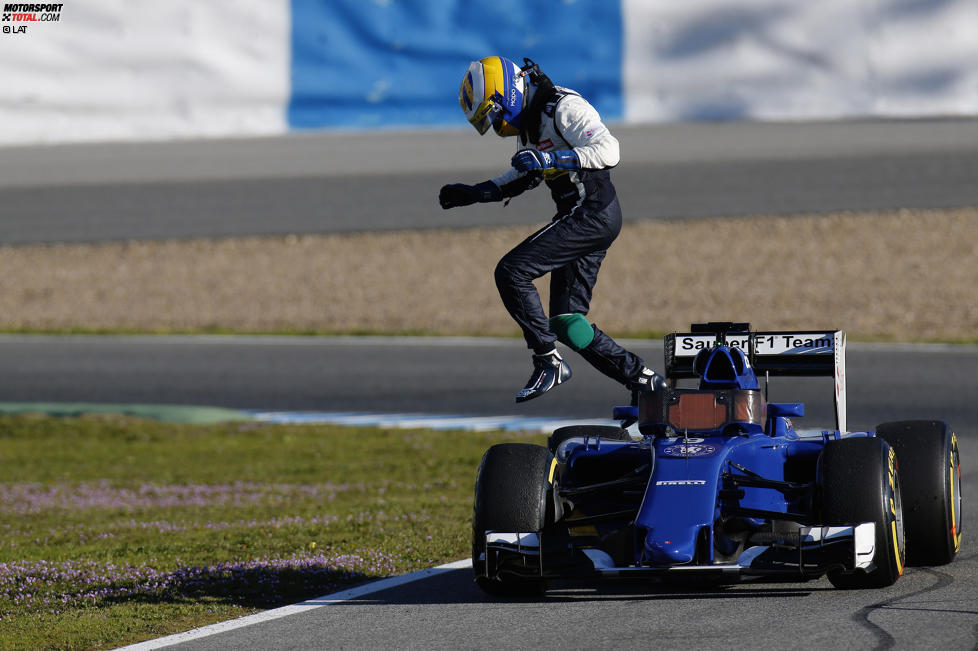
[{"xmin": 768, "ymin": 403, "xmax": 805, "ymax": 418}]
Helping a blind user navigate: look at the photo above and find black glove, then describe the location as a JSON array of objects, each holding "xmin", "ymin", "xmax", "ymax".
[{"xmin": 439, "ymin": 181, "xmax": 501, "ymax": 209}]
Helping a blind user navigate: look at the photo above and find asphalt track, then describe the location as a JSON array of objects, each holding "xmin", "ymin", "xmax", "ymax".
[
  {"xmin": 0, "ymin": 334, "xmax": 975, "ymax": 433},
  {"xmin": 1, "ymin": 119, "xmax": 978, "ymax": 243},
  {"xmin": 1, "ymin": 120, "xmax": 976, "ymax": 648}
]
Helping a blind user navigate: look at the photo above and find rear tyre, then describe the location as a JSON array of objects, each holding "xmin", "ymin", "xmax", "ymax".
[
  {"xmin": 547, "ymin": 425, "xmax": 630, "ymax": 454},
  {"xmin": 876, "ymin": 420, "xmax": 963, "ymax": 565},
  {"xmin": 819, "ymin": 437, "xmax": 906, "ymax": 589},
  {"xmin": 472, "ymin": 443, "xmax": 554, "ymax": 596}
]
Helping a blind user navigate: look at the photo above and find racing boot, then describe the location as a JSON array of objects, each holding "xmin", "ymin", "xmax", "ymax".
[{"xmin": 515, "ymin": 349, "xmax": 572, "ymax": 403}]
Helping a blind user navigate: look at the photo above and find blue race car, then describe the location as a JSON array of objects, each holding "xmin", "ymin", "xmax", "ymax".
[{"xmin": 473, "ymin": 322, "xmax": 963, "ymax": 594}]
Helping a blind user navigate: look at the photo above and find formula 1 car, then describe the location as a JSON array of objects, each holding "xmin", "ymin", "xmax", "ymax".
[{"xmin": 473, "ymin": 322, "xmax": 963, "ymax": 594}]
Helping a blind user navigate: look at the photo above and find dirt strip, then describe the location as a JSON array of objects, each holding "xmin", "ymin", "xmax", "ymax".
[{"xmin": 0, "ymin": 208, "xmax": 974, "ymax": 341}]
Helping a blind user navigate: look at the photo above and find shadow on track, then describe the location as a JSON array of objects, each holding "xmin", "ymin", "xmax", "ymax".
[{"xmin": 316, "ymin": 568, "xmax": 825, "ymax": 607}]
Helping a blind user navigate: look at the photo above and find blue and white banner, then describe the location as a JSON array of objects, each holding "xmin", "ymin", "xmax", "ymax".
[
  {"xmin": 0, "ymin": 0, "xmax": 975, "ymax": 145},
  {"xmin": 288, "ymin": 0, "xmax": 622, "ymax": 131}
]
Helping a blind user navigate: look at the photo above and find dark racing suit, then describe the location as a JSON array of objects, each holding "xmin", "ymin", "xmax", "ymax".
[{"xmin": 490, "ymin": 84, "xmax": 646, "ymax": 387}]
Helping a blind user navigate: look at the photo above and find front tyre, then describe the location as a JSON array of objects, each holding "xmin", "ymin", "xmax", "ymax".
[
  {"xmin": 819, "ymin": 437, "xmax": 906, "ymax": 589},
  {"xmin": 472, "ymin": 443, "xmax": 554, "ymax": 596},
  {"xmin": 876, "ymin": 420, "xmax": 963, "ymax": 565}
]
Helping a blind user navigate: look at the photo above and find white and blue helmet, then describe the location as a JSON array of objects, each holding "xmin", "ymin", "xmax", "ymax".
[{"xmin": 459, "ymin": 56, "xmax": 526, "ymax": 137}]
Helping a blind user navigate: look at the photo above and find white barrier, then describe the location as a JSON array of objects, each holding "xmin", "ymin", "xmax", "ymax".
[
  {"xmin": 0, "ymin": 0, "xmax": 975, "ymax": 146},
  {"xmin": 624, "ymin": 0, "xmax": 978, "ymax": 122},
  {"xmin": 0, "ymin": 0, "xmax": 289, "ymax": 145}
]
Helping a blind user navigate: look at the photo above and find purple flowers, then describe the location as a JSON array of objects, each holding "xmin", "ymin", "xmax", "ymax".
[
  {"xmin": 0, "ymin": 550, "xmax": 397, "ymax": 618},
  {"xmin": 0, "ymin": 475, "xmax": 438, "ymax": 620},
  {"xmin": 0, "ymin": 480, "xmax": 364, "ymax": 513}
]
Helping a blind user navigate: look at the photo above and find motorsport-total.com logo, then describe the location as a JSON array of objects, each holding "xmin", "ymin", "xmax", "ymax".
[{"xmin": 2, "ymin": 3, "xmax": 63, "ymax": 35}]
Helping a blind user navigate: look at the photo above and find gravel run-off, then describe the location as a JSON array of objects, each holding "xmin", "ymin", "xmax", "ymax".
[{"xmin": 0, "ymin": 207, "xmax": 974, "ymax": 342}]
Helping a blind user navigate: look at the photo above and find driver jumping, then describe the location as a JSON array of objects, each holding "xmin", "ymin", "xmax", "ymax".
[{"xmin": 439, "ymin": 56, "xmax": 666, "ymax": 403}]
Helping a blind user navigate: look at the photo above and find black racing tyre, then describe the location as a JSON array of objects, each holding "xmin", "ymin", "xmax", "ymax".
[
  {"xmin": 547, "ymin": 425, "xmax": 630, "ymax": 453},
  {"xmin": 472, "ymin": 443, "xmax": 554, "ymax": 596},
  {"xmin": 819, "ymin": 437, "xmax": 906, "ymax": 589},
  {"xmin": 876, "ymin": 420, "xmax": 963, "ymax": 566}
]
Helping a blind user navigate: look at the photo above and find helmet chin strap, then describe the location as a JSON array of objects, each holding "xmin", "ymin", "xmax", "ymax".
[
  {"xmin": 517, "ymin": 59, "xmax": 538, "ymax": 111},
  {"xmin": 517, "ymin": 57, "xmax": 557, "ymax": 145},
  {"xmin": 521, "ymin": 82, "xmax": 536, "ymax": 110}
]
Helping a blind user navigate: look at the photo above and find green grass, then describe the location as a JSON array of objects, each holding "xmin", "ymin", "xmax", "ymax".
[{"xmin": 0, "ymin": 415, "xmax": 541, "ymax": 650}]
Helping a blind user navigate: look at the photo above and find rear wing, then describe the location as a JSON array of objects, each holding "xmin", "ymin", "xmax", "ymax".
[{"xmin": 664, "ymin": 326, "xmax": 847, "ymax": 432}]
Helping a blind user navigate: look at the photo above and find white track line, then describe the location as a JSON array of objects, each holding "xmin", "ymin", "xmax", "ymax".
[
  {"xmin": 248, "ymin": 410, "xmax": 624, "ymax": 433},
  {"xmin": 114, "ymin": 559, "xmax": 473, "ymax": 650}
]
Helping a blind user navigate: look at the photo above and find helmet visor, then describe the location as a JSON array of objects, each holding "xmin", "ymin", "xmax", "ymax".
[{"xmin": 469, "ymin": 96, "xmax": 504, "ymax": 136}]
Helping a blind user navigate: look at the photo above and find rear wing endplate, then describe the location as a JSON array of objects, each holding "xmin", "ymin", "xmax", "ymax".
[{"xmin": 664, "ymin": 328, "xmax": 847, "ymax": 433}]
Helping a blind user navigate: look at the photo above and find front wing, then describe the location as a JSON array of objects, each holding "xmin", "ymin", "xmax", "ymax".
[{"xmin": 479, "ymin": 523, "xmax": 876, "ymax": 582}]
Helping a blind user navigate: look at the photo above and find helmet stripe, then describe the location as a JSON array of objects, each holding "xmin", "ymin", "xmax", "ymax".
[
  {"xmin": 460, "ymin": 71, "xmax": 474, "ymax": 111},
  {"xmin": 480, "ymin": 56, "xmax": 505, "ymax": 102}
]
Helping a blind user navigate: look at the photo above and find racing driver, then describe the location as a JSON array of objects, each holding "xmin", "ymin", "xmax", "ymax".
[{"xmin": 439, "ymin": 56, "xmax": 666, "ymax": 403}]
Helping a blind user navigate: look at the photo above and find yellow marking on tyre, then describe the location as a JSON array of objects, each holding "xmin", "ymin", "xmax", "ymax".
[
  {"xmin": 887, "ymin": 447, "xmax": 897, "ymax": 490},
  {"xmin": 889, "ymin": 493, "xmax": 904, "ymax": 575},
  {"xmin": 888, "ymin": 461, "xmax": 904, "ymax": 575},
  {"xmin": 891, "ymin": 518, "xmax": 904, "ymax": 575},
  {"xmin": 548, "ymin": 458, "xmax": 558, "ymax": 484},
  {"xmin": 951, "ymin": 433, "xmax": 962, "ymax": 549},
  {"xmin": 950, "ymin": 440, "xmax": 962, "ymax": 551}
]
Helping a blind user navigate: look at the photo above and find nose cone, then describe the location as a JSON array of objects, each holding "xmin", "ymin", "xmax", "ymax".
[{"xmin": 643, "ymin": 526, "xmax": 699, "ymax": 565}]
